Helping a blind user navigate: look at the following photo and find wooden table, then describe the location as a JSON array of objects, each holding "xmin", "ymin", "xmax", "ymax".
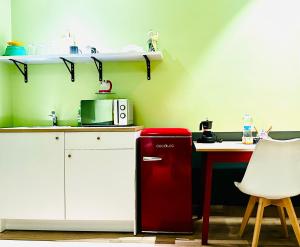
[{"xmin": 194, "ymin": 141, "xmax": 256, "ymax": 245}]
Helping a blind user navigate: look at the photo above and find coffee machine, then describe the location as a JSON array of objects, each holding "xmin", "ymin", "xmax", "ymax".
[{"xmin": 197, "ymin": 119, "xmax": 216, "ymax": 143}]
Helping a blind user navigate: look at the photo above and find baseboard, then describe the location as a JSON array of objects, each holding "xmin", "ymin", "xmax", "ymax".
[{"xmin": 1, "ymin": 219, "xmax": 135, "ymax": 233}]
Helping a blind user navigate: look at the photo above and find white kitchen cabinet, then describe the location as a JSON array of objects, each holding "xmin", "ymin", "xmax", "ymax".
[
  {"xmin": 0, "ymin": 132, "xmax": 65, "ymax": 220},
  {"xmin": 65, "ymin": 149, "xmax": 135, "ymax": 221},
  {"xmin": 0, "ymin": 128, "xmax": 140, "ymax": 233},
  {"xmin": 64, "ymin": 131, "xmax": 137, "ymax": 233}
]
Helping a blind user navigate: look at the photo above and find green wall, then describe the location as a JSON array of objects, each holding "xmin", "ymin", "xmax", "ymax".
[
  {"xmin": 0, "ymin": 0, "xmax": 12, "ymax": 127},
  {"xmin": 6, "ymin": 0, "xmax": 300, "ymax": 130}
]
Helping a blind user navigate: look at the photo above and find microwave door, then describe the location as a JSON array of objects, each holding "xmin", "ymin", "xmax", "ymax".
[
  {"xmin": 80, "ymin": 100, "xmax": 114, "ymax": 126},
  {"xmin": 95, "ymin": 100, "xmax": 113, "ymax": 125}
]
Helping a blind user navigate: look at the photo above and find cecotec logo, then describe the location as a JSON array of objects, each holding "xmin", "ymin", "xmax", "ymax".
[{"xmin": 156, "ymin": 144, "xmax": 175, "ymax": 148}]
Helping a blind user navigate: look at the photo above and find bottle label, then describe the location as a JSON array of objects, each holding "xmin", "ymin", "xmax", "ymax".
[
  {"xmin": 243, "ymin": 125, "xmax": 251, "ymax": 131},
  {"xmin": 242, "ymin": 136, "xmax": 253, "ymax": 144}
]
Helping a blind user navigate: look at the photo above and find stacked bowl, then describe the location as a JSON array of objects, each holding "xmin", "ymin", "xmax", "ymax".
[{"xmin": 4, "ymin": 41, "xmax": 26, "ymax": 56}]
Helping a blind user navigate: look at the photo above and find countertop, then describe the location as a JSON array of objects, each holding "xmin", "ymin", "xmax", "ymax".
[{"xmin": 0, "ymin": 126, "xmax": 143, "ymax": 133}]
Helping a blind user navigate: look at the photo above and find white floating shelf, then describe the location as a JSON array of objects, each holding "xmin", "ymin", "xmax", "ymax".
[
  {"xmin": 0, "ymin": 51, "xmax": 163, "ymax": 64},
  {"xmin": 0, "ymin": 51, "xmax": 163, "ymax": 82}
]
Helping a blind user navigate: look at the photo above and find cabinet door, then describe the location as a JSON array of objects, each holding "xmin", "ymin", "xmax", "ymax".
[
  {"xmin": 0, "ymin": 133, "xmax": 65, "ymax": 219},
  {"xmin": 65, "ymin": 149, "xmax": 135, "ymax": 221}
]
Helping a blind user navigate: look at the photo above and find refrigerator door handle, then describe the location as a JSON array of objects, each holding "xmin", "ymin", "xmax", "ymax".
[{"xmin": 143, "ymin": 156, "xmax": 163, "ymax": 162}]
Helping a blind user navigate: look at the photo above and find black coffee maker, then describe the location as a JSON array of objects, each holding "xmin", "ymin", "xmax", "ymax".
[{"xmin": 197, "ymin": 119, "xmax": 216, "ymax": 143}]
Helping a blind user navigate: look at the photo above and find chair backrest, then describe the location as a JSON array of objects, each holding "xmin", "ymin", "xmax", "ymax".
[{"xmin": 239, "ymin": 138, "xmax": 300, "ymax": 199}]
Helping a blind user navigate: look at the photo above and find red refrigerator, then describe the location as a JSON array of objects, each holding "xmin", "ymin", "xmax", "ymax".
[{"xmin": 139, "ymin": 128, "xmax": 193, "ymax": 233}]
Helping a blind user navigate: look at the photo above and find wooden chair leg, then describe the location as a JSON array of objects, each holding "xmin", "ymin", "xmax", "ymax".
[
  {"xmin": 277, "ymin": 206, "xmax": 289, "ymax": 238},
  {"xmin": 240, "ymin": 196, "xmax": 257, "ymax": 237},
  {"xmin": 283, "ymin": 198, "xmax": 300, "ymax": 246},
  {"xmin": 251, "ymin": 197, "xmax": 266, "ymax": 247}
]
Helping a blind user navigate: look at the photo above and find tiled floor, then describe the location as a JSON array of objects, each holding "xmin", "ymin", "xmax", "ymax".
[{"xmin": 1, "ymin": 206, "xmax": 300, "ymax": 246}]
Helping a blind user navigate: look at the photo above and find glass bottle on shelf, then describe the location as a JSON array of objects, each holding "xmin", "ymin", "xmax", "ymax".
[{"xmin": 147, "ymin": 30, "xmax": 159, "ymax": 52}]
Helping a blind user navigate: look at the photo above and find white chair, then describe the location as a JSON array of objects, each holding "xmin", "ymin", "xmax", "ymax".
[{"xmin": 235, "ymin": 138, "xmax": 300, "ymax": 247}]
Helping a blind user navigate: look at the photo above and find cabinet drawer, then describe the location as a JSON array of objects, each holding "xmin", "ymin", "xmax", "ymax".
[{"xmin": 65, "ymin": 132, "xmax": 136, "ymax": 150}]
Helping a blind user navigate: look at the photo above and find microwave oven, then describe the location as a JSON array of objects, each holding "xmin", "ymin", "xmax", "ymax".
[{"xmin": 80, "ymin": 99, "xmax": 133, "ymax": 126}]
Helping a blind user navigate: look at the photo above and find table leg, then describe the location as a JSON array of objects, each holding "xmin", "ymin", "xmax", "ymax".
[
  {"xmin": 201, "ymin": 153, "xmax": 213, "ymax": 245},
  {"xmin": 200, "ymin": 152, "xmax": 252, "ymax": 245}
]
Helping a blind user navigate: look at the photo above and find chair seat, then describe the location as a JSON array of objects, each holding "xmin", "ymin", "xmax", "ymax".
[{"xmin": 234, "ymin": 182, "xmax": 300, "ymax": 200}]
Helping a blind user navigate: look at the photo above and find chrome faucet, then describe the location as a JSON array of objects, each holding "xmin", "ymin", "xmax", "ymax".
[{"xmin": 49, "ymin": 111, "xmax": 57, "ymax": 126}]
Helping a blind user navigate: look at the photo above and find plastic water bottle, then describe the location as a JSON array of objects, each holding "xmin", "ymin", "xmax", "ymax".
[{"xmin": 242, "ymin": 114, "xmax": 253, "ymax": 144}]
